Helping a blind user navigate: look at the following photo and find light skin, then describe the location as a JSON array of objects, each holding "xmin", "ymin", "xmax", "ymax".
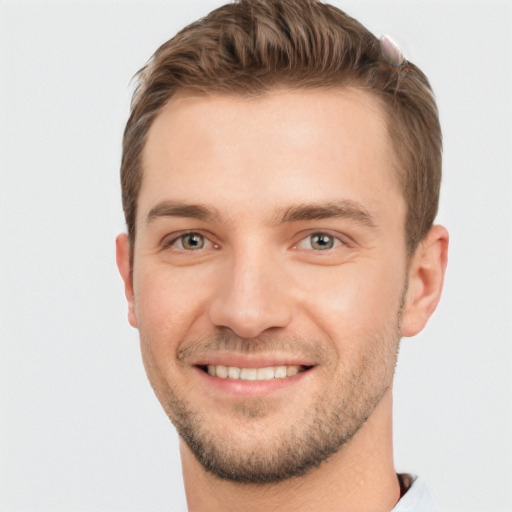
[{"xmin": 116, "ymin": 88, "xmax": 448, "ymax": 512}]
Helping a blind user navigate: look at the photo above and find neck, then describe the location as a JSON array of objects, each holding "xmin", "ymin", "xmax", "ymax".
[{"xmin": 181, "ymin": 389, "xmax": 399, "ymax": 512}]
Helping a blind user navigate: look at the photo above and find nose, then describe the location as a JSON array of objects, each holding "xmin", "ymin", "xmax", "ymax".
[{"xmin": 208, "ymin": 248, "xmax": 293, "ymax": 339}]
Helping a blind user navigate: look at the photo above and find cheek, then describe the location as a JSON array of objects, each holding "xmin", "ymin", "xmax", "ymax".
[
  {"xmin": 296, "ymin": 260, "xmax": 406, "ymax": 341},
  {"xmin": 133, "ymin": 265, "xmax": 213, "ymax": 356},
  {"xmin": 297, "ymin": 263, "xmax": 405, "ymax": 389}
]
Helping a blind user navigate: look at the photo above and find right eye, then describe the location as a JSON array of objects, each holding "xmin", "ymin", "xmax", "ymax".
[{"xmin": 294, "ymin": 232, "xmax": 344, "ymax": 251}]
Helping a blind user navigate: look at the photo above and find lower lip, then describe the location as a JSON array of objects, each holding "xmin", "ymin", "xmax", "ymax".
[{"xmin": 193, "ymin": 366, "xmax": 314, "ymax": 397}]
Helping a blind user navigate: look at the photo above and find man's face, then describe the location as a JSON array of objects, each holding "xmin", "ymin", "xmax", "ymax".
[{"xmin": 127, "ymin": 88, "xmax": 409, "ymax": 482}]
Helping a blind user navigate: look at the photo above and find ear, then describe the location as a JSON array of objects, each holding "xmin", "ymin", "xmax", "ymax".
[
  {"xmin": 401, "ymin": 225, "xmax": 449, "ymax": 337},
  {"xmin": 115, "ymin": 233, "xmax": 138, "ymax": 328}
]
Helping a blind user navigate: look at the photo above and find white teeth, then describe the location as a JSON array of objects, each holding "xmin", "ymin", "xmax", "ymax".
[
  {"xmin": 240, "ymin": 368, "xmax": 257, "ymax": 380},
  {"xmin": 216, "ymin": 365, "xmax": 228, "ymax": 378},
  {"xmin": 274, "ymin": 366, "xmax": 287, "ymax": 378},
  {"xmin": 287, "ymin": 366, "xmax": 299, "ymax": 377},
  {"xmin": 256, "ymin": 367, "xmax": 274, "ymax": 380},
  {"xmin": 227, "ymin": 366, "xmax": 240, "ymax": 379},
  {"xmin": 205, "ymin": 364, "xmax": 304, "ymax": 380}
]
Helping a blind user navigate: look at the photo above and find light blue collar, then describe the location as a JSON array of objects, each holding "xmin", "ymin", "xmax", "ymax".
[{"xmin": 391, "ymin": 475, "xmax": 438, "ymax": 512}]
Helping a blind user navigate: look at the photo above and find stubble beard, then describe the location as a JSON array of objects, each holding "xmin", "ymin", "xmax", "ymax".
[{"xmin": 144, "ymin": 304, "xmax": 404, "ymax": 484}]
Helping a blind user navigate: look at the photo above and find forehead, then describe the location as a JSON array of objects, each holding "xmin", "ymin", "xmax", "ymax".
[{"xmin": 139, "ymin": 88, "xmax": 402, "ymax": 226}]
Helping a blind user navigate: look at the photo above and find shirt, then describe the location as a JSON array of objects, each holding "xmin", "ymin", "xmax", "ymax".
[{"xmin": 391, "ymin": 474, "xmax": 438, "ymax": 512}]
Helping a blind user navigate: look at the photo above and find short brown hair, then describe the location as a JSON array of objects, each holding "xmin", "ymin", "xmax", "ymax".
[{"xmin": 121, "ymin": 0, "xmax": 441, "ymax": 257}]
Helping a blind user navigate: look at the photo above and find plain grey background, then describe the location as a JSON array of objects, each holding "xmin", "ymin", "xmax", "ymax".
[{"xmin": 1, "ymin": 1, "xmax": 511, "ymax": 511}]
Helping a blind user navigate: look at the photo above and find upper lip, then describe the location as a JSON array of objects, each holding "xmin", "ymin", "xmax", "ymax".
[{"xmin": 189, "ymin": 353, "xmax": 317, "ymax": 369}]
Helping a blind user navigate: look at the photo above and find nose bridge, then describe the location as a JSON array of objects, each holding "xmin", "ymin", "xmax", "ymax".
[{"xmin": 208, "ymin": 238, "xmax": 292, "ymax": 338}]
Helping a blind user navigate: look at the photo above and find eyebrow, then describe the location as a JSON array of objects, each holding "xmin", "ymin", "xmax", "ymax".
[
  {"xmin": 277, "ymin": 201, "xmax": 377, "ymax": 228},
  {"xmin": 146, "ymin": 201, "xmax": 220, "ymax": 224},
  {"xmin": 145, "ymin": 199, "xmax": 377, "ymax": 229}
]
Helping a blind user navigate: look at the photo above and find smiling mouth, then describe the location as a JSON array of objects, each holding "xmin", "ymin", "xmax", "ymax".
[{"xmin": 198, "ymin": 364, "xmax": 313, "ymax": 381}]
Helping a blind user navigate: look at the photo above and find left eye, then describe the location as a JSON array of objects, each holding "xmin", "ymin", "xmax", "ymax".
[
  {"xmin": 168, "ymin": 232, "xmax": 207, "ymax": 250},
  {"xmin": 296, "ymin": 233, "xmax": 341, "ymax": 250}
]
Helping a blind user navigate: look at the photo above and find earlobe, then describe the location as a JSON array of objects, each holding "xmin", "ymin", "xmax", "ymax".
[
  {"xmin": 401, "ymin": 225, "xmax": 449, "ymax": 337},
  {"xmin": 115, "ymin": 233, "xmax": 138, "ymax": 328}
]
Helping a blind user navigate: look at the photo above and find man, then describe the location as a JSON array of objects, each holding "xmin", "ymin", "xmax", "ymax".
[{"xmin": 115, "ymin": 1, "xmax": 448, "ymax": 510}]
